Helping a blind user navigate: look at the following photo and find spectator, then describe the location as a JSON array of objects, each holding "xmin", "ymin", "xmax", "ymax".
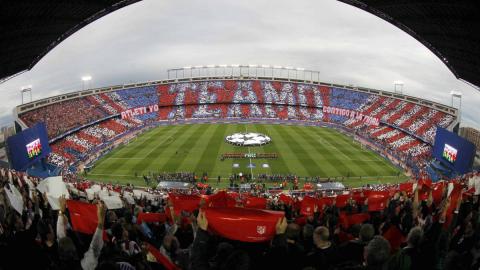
[
  {"xmin": 364, "ymin": 236, "xmax": 391, "ymax": 270},
  {"xmin": 338, "ymin": 223, "xmax": 375, "ymax": 265},
  {"xmin": 305, "ymin": 226, "xmax": 339, "ymax": 269}
]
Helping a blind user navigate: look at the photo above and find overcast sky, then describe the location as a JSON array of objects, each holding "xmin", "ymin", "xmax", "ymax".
[{"xmin": 0, "ymin": 0, "xmax": 478, "ymax": 129}]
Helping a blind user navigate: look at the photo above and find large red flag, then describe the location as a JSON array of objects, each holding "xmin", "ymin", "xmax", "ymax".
[
  {"xmin": 418, "ymin": 179, "xmax": 433, "ymax": 190},
  {"xmin": 67, "ymin": 200, "xmax": 98, "ymax": 234},
  {"xmin": 206, "ymin": 191, "xmax": 237, "ymax": 208},
  {"xmin": 244, "ymin": 196, "xmax": 267, "ymax": 209},
  {"xmin": 367, "ymin": 192, "xmax": 389, "ymax": 212},
  {"xmin": 228, "ymin": 192, "xmax": 243, "ymax": 207},
  {"xmin": 145, "ymin": 242, "xmax": 180, "ymax": 270},
  {"xmin": 352, "ymin": 191, "xmax": 366, "ymax": 205},
  {"xmin": 445, "ymin": 182, "xmax": 463, "ymax": 224},
  {"xmin": 399, "ymin": 182, "xmax": 413, "ymax": 194},
  {"xmin": 317, "ymin": 197, "xmax": 334, "ymax": 210},
  {"xmin": 168, "ymin": 193, "xmax": 201, "ymax": 214},
  {"xmin": 279, "ymin": 193, "xmax": 293, "ymax": 205},
  {"xmin": 431, "ymin": 182, "xmax": 446, "ymax": 204},
  {"xmin": 205, "ymin": 207, "xmax": 284, "ymax": 242},
  {"xmin": 300, "ymin": 196, "xmax": 317, "ymax": 216},
  {"xmin": 335, "ymin": 194, "xmax": 350, "ymax": 208},
  {"xmin": 338, "ymin": 212, "xmax": 370, "ymax": 228},
  {"xmin": 137, "ymin": 212, "xmax": 167, "ymax": 225}
]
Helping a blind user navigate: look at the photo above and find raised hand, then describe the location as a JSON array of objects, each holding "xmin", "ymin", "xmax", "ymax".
[
  {"xmin": 197, "ymin": 210, "xmax": 208, "ymax": 231},
  {"xmin": 97, "ymin": 201, "xmax": 107, "ymax": 229},
  {"xmin": 59, "ymin": 195, "xmax": 67, "ymax": 213},
  {"xmin": 275, "ymin": 217, "xmax": 287, "ymax": 235}
]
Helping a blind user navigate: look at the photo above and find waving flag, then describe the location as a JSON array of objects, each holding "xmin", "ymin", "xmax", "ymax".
[
  {"xmin": 67, "ymin": 200, "xmax": 98, "ymax": 235},
  {"xmin": 300, "ymin": 196, "xmax": 317, "ymax": 216},
  {"xmin": 205, "ymin": 207, "xmax": 284, "ymax": 242},
  {"xmin": 137, "ymin": 212, "xmax": 167, "ymax": 225},
  {"xmin": 168, "ymin": 193, "xmax": 201, "ymax": 214},
  {"xmin": 244, "ymin": 196, "xmax": 267, "ymax": 209}
]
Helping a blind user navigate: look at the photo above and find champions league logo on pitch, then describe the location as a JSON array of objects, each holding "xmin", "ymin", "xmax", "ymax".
[{"xmin": 225, "ymin": 132, "xmax": 271, "ymax": 146}]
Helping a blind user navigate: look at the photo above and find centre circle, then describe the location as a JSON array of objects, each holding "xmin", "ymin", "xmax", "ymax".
[{"xmin": 225, "ymin": 132, "xmax": 271, "ymax": 146}]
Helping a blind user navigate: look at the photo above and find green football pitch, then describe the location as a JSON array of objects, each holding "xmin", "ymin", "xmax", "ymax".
[{"xmin": 85, "ymin": 123, "xmax": 408, "ymax": 188}]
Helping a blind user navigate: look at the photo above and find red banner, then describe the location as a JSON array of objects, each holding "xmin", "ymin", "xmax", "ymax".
[{"xmin": 205, "ymin": 207, "xmax": 284, "ymax": 242}]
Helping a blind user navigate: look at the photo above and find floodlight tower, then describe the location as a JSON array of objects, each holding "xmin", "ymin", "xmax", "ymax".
[
  {"xmin": 82, "ymin": 75, "xmax": 92, "ymax": 90},
  {"xmin": 393, "ymin": 80, "xmax": 404, "ymax": 94},
  {"xmin": 20, "ymin": 85, "xmax": 32, "ymax": 104},
  {"xmin": 450, "ymin": 90, "xmax": 462, "ymax": 122}
]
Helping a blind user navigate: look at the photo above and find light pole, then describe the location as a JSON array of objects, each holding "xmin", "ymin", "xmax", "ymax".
[
  {"xmin": 20, "ymin": 85, "xmax": 32, "ymax": 104},
  {"xmin": 393, "ymin": 80, "xmax": 404, "ymax": 94},
  {"xmin": 81, "ymin": 75, "xmax": 92, "ymax": 90},
  {"xmin": 450, "ymin": 90, "xmax": 462, "ymax": 122}
]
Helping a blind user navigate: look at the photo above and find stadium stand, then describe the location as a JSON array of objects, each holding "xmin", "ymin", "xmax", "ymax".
[
  {"xmin": 48, "ymin": 118, "xmax": 140, "ymax": 167},
  {"xmin": 20, "ymin": 98, "xmax": 109, "ymax": 138},
  {"xmin": 18, "ymin": 80, "xmax": 456, "ymax": 171}
]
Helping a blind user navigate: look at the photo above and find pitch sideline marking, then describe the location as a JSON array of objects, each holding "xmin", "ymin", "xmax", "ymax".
[{"xmin": 88, "ymin": 173, "xmax": 403, "ymax": 179}]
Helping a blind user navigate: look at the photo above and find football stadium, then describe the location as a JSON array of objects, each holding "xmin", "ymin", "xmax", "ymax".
[{"xmin": 0, "ymin": 1, "xmax": 480, "ymax": 270}]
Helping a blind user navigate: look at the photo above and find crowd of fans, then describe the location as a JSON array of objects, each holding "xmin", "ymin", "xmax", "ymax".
[
  {"xmin": 340, "ymin": 95, "xmax": 454, "ymax": 146},
  {"xmin": 256, "ymin": 174, "xmax": 299, "ymax": 182},
  {"xmin": 87, "ymin": 95, "xmax": 122, "ymax": 115},
  {"xmin": 20, "ymin": 98, "xmax": 109, "ymax": 138},
  {"xmin": 116, "ymin": 87, "xmax": 159, "ymax": 122},
  {"xmin": 19, "ymin": 80, "xmax": 456, "ymax": 174},
  {"xmin": 0, "ymin": 166, "xmax": 479, "ymax": 270},
  {"xmin": 49, "ymin": 119, "xmax": 140, "ymax": 167},
  {"xmin": 153, "ymin": 172, "xmax": 196, "ymax": 183},
  {"xmin": 20, "ymin": 80, "xmax": 454, "ymax": 145},
  {"xmin": 358, "ymin": 126, "xmax": 431, "ymax": 158}
]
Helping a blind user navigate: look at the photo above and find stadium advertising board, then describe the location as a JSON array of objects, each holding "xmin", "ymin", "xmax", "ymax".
[
  {"xmin": 7, "ymin": 123, "xmax": 51, "ymax": 171},
  {"xmin": 121, "ymin": 105, "xmax": 159, "ymax": 119},
  {"xmin": 433, "ymin": 127, "xmax": 476, "ymax": 174},
  {"xmin": 322, "ymin": 106, "xmax": 379, "ymax": 126}
]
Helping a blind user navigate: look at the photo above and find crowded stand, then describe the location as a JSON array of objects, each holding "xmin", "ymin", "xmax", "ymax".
[
  {"xmin": 19, "ymin": 81, "xmax": 455, "ymax": 145},
  {"xmin": 0, "ymin": 166, "xmax": 479, "ymax": 270},
  {"xmin": 256, "ymin": 173, "xmax": 299, "ymax": 182},
  {"xmin": 18, "ymin": 80, "xmax": 458, "ymax": 178},
  {"xmin": 48, "ymin": 118, "xmax": 140, "ymax": 167},
  {"xmin": 116, "ymin": 86, "xmax": 159, "ymax": 121},
  {"xmin": 20, "ymin": 98, "xmax": 109, "ymax": 138},
  {"xmin": 154, "ymin": 172, "xmax": 196, "ymax": 183}
]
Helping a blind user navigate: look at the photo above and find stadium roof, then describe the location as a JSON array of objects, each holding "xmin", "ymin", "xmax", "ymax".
[
  {"xmin": 339, "ymin": 0, "xmax": 480, "ymax": 89},
  {"xmin": 0, "ymin": 0, "xmax": 141, "ymax": 83},
  {"xmin": 2, "ymin": 1, "xmax": 479, "ymax": 90}
]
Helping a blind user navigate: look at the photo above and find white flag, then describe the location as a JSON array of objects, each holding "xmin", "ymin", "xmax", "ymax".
[
  {"xmin": 474, "ymin": 176, "xmax": 480, "ymax": 196},
  {"xmin": 5, "ymin": 184, "xmax": 24, "ymax": 214},
  {"xmin": 123, "ymin": 192, "xmax": 135, "ymax": 205},
  {"xmin": 102, "ymin": 196, "xmax": 123, "ymax": 210},
  {"xmin": 36, "ymin": 176, "xmax": 69, "ymax": 210},
  {"xmin": 85, "ymin": 188, "xmax": 95, "ymax": 200},
  {"xmin": 447, "ymin": 182, "xmax": 454, "ymax": 197}
]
